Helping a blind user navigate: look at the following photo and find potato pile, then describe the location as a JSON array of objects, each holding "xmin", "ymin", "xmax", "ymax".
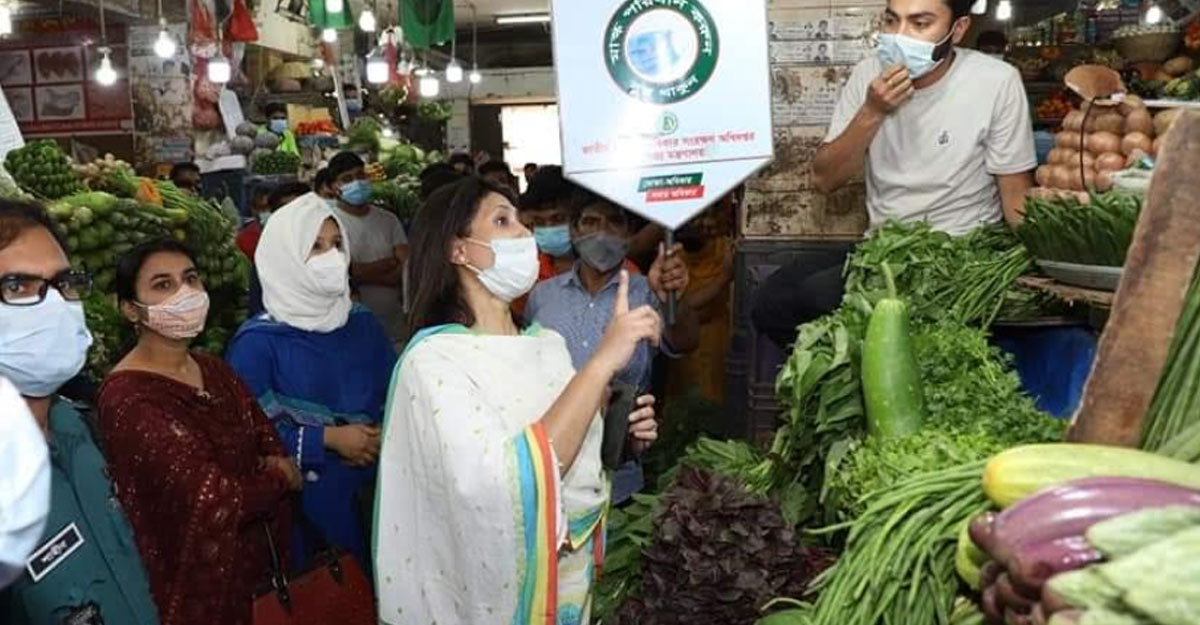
[{"xmin": 1034, "ymin": 96, "xmax": 1165, "ymax": 199}]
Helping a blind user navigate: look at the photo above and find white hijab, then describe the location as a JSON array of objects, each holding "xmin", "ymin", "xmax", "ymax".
[{"xmin": 256, "ymin": 193, "xmax": 353, "ymax": 333}]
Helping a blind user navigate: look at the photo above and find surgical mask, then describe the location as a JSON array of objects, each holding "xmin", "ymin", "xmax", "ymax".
[
  {"xmin": 339, "ymin": 179, "xmax": 373, "ymax": 207},
  {"xmin": 136, "ymin": 285, "xmax": 210, "ymax": 340},
  {"xmin": 0, "ymin": 377, "xmax": 49, "ymax": 589},
  {"xmin": 0, "ymin": 289, "xmax": 93, "ymax": 398},
  {"xmin": 877, "ymin": 26, "xmax": 955, "ymax": 79},
  {"xmin": 465, "ymin": 236, "xmax": 539, "ymax": 303},
  {"xmin": 307, "ymin": 248, "xmax": 349, "ymax": 296},
  {"xmin": 534, "ymin": 225, "xmax": 573, "ymax": 258},
  {"xmin": 269, "ymin": 119, "xmax": 289, "ymax": 134},
  {"xmin": 575, "ymin": 232, "xmax": 629, "ymax": 273}
]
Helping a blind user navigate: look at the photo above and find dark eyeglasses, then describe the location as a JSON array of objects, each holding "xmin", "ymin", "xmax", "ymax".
[{"xmin": 0, "ymin": 270, "xmax": 93, "ymax": 306}]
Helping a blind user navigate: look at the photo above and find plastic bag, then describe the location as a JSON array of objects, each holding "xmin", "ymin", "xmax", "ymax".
[
  {"xmin": 227, "ymin": 0, "xmax": 258, "ymax": 43},
  {"xmin": 190, "ymin": 0, "xmax": 216, "ymax": 47}
]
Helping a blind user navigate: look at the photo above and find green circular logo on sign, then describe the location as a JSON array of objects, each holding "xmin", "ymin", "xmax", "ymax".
[
  {"xmin": 658, "ymin": 111, "xmax": 679, "ymax": 134},
  {"xmin": 604, "ymin": 0, "xmax": 720, "ymax": 105}
]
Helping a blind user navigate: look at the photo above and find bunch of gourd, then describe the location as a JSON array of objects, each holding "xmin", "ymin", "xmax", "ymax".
[
  {"xmin": 1033, "ymin": 97, "xmax": 1158, "ymax": 201},
  {"xmin": 41, "ymin": 190, "xmax": 187, "ymax": 374},
  {"xmin": 5, "ymin": 140, "xmax": 85, "ymax": 199}
]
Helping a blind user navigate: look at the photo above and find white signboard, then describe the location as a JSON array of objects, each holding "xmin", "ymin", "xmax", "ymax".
[
  {"xmin": 551, "ymin": 0, "xmax": 774, "ymax": 230},
  {"xmin": 0, "ymin": 86, "xmax": 25, "ymax": 161}
]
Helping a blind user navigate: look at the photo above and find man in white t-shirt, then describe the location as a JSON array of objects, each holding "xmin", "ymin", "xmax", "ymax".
[
  {"xmin": 754, "ymin": 0, "xmax": 1036, "ymax": 348},
  {"xmin": 814, "ymin": 0, "xmax": 1035, "ymax": 232},
  {"xmin": 326, "ymin": 152, "xmax": 409, "ymax": 342}
]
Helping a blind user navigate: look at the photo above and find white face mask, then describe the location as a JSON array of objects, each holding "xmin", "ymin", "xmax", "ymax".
[
  {"xmin": 465, "ymin": 236, "xmax": 539, "ymax": 303},
  {"xmin": 0, "ymin": 289, "xmax": 93, "ymax": 398},
  {"xmin": 306, "ymin": 248, "xmax": 349, "ymax": 297},
  {"xmin": 877, "ymin": 25, "xmax": 956, "ymax": 80}
]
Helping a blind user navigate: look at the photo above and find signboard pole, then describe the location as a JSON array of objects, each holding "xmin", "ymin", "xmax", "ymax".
[{"xmin": 664, "ymin": 229, "xmax": 676, "ymax": 324}]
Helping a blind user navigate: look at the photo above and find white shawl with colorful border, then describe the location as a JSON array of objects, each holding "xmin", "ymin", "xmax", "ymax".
[{"xmin": 374, "ymin": 324, "xmax": 609, "ymax": 625}]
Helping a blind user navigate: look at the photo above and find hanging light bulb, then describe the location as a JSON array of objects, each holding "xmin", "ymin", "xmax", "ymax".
[
  {"xmin": 359, "ymin": 9, "xmax": 376, "ymax": 32},
  {"xmin": 995, "ymin": 0, "xmax": 1012, "ymax": 21},
  {"xmin": 322, "ymin": 28, "xmax": 338, "ymax": 43},
  {"xmin": 326, "ymin": 0, "xmax": 344, "ymax": 14},
  {"xmin": 1145, "ymin": 4, "xmax": 1164, "ymax": 24},
  {"xmin": 467, "ymin": 9, "xmax": 482, "ymax": 85},
  {"xmin": 94, "ymin": 47, "xmax": 117, "ymax": 86},
  {"xmin": 446, "ymin": 59, "xmax": 463, "ymax": 83},
  {"xmin": 0, "ymin": 5, "xmax": 13, "ymax": 36},
  {"xmin": 208, "ymin": 54, "xmax": 232, "ymax": 83},
  {"xmin": 970, "ymin": 0, "xmax": 987, "ymax": 15},
  {"xmin": 154, "ymin": 22, "xmax": 177, "ymax": 59},
  {"xmin": 419, "ymin": 73, "xmax": 439, "ymax": 98},
  {"xmin": 366, "ymin": 51, "xmax": 389, "ymax": 84}
]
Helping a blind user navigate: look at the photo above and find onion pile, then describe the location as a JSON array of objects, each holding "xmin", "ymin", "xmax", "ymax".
[{"xmin": 1033, "ymin": 97, "xmax": 1160, "ymax": 200}]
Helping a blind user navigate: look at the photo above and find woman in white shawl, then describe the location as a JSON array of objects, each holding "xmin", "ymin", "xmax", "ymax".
[{"xmin": 375, "ymin": 177, "xmax": 659, "ymax": 625}]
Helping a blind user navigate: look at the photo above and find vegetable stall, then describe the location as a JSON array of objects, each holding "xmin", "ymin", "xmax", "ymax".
[{"xmin": 594, "ymin": 115, "xmax": 1200, "ymax": 625}]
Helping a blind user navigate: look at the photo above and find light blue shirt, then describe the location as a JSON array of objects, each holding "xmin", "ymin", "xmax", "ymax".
[{"xmin": 526, "ymin": 265, "xmax": 671, "ymax": 390}]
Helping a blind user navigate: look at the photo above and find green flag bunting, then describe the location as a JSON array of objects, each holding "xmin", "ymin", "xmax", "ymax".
[
  {"xmin": 401, "ymin": 0, "xmax": 455, "ymax": 49},
  {"xmin": 309, "ymin": 0, "xmax": 353, "ymax": 30}
]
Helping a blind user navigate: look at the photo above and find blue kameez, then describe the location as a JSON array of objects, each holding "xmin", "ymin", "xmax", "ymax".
[{"xmin": 227, "ymin": 305, "xmax": 397, "ymax": 570}]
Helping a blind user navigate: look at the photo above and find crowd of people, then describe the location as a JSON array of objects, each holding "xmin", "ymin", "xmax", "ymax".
[
  {"xmin": 0, "ymin": 147, "xmax": 737, "ymax": 625},
  {"xmin": 0, "ymin": 0, "xmax": 1032, "ymax": 621}
]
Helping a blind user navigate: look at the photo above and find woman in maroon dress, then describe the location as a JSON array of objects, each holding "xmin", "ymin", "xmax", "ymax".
[{"xmin": 96, "ymin": 240, "xmax": 302, "ymax": 625}]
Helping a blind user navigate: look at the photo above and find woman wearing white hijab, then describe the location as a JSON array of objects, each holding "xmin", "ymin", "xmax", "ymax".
[{"xmin": 227, "ymin": 193, "xmax": 398, "ymax": 570}]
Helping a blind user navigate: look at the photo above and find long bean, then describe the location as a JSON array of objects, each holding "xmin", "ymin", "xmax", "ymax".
[
  {"xmin": 1016, "ymin": 192, "xmax": 1142, "ymax": 267},
  {"xmin": 808, "ymin": 462, "xmax": 990, "ymax": 625}
]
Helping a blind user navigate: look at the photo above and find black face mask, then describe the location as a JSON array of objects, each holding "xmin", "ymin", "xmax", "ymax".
[{"xmin": 932, "ymin": 18, "xmax": 964, "ymax": 63}]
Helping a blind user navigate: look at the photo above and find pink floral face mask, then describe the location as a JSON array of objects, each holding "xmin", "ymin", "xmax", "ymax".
[{"xmin": 137, "ymin": 285, "xmax": 210, "ymax": 340}]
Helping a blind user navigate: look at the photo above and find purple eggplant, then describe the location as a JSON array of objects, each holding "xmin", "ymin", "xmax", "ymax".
[
  {"xmin": 983, "ymin": 584, "xmax": 1005, "ymax": 625},
  {"xmin": 1008, "ymin": 535, "xmax": 1103, "ymax": 596},
  {"xmin": 996, "ymin": 573, "xmax": 1035, "ymax": 614},
  {"xmin": 981, "ymin": 560, "xmax": 1004, "ymax": 590},
  {"xmin": 971, "ymin": 511, "xmax": 1000, "ymax": 557},
  {"xmin": 991, "ymin": 477, "xmax": 1200, "ymax": 565}
]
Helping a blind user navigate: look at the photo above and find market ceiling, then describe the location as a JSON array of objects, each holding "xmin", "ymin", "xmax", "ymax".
[{"xmin": 453, "ymin": 0, "xmax": 549, "ymax": 26}]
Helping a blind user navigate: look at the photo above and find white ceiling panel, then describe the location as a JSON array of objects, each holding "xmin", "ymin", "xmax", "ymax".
[{"xmin": 454, "ymin": 0, "xmax": 550, "ymax": 24}]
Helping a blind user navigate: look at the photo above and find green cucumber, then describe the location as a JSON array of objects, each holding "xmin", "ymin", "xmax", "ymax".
[{"xmin": 861, "ymin": 262, "xmax": 926, "ymax": 439}]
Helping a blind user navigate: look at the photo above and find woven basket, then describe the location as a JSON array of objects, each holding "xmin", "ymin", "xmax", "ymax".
[{"xmin": 1114, "ymin": 32, "xmax": 1181, "ymax": 63}]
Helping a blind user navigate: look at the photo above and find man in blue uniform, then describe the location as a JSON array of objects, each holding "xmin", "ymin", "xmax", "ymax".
[{"xmin": 0, "ymin": 200, "xmax": 159, "ymax": 625}]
